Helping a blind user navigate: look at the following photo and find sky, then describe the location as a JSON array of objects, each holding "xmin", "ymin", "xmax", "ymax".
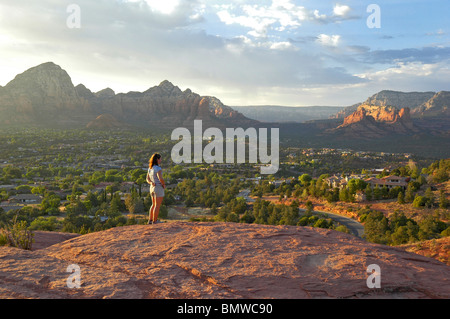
[{"xmin": 0, "ymin": 0, "xmax": 449, "ymax": 107}]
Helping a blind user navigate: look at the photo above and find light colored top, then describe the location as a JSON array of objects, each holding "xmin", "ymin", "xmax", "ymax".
[{"xmin": 148, "ymin": 165, "xmax": 163, "ymax": 187}]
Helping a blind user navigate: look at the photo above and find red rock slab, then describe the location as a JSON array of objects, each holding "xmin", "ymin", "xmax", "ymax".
[{"xmin": 0, "ymin": 222, "xmax": 449, "ymax": 299}]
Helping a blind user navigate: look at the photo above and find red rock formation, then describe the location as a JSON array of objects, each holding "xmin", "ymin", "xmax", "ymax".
[
  {"xmin": 333, "ymin": 105, "xmax": 417, "ymax": 138},
  {"xmin": 0, "ymin": 63, "xmax": 256, "ymax": 128},
  {"xmin": 341, "ymin": 108, "xmax": 368, "ymax": 126},
  {"xmin": 0, "ymin": 222, "xmax": 448, "ymax": 299}
]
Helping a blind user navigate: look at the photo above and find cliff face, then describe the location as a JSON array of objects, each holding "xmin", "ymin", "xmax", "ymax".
[
  {"xmin": 0, "ymin": 63, "xmax": 256, "ymax": 129},
  {"xmin": 365, "ymin": 90, "xmax": 436, "ymax": 110},
  {"xmin": 332, "ymin": 90, "xmax": 438, "ymax": 120},
  {"xmin": 0, "ymin": 222, "xmax": 448, "ymax": 299},
  {"xmin": 0, "ymin": 62, "xmax": 91, "ymax": 123},
  {"xmin": 413, "ymin": 91, "xmax": 450, "ymax": 117},
  {"xmin": 330, "ymin": 104, "xmax": 417, "ymax": 138}
]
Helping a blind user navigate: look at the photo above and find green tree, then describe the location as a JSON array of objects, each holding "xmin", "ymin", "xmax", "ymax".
[
  {"xmin": 299, "ymin": 174, "xmax": 312, "ymax": 186},
  {"xmin": 418, "ymin": 215, "xmax": 447, "ymax": 240},
  {"xmin": 397, "ymin": 191, "xmax": 405, "ymax": 204},
  {"xmin": 439, "ymin": 190, "xmax": 449, "ymax": 209},
  {"xmin": 305, "ymin": 200, "xmax": 314, "ymax": 213},
  {"xmin": 413, "ymin": 195, "xmax": 426, "ymax": 208},
  {"xmin": 424, "ymin": 187, "xmax": 435, "ymax": 208},
  {"xmin": 365, "ymin": 185, "xmax": 373, "ymax": 201},
  {"xmin": 405, "ymin": 184, "xmax": 415, "ymax": 203},
  {"xmin": 364, "ymin": 211, "xmax": 389, "ymax": 244},
  {"xmin": 390, "ymin": 226, "xmax": 410, "ymax": 245}
]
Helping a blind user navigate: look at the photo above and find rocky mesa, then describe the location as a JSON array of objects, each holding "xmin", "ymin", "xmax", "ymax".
[
  {"xmin": 327, "ymin": 104, "xmax": 418, "ymax": 138},
  {"xmin": 0, "ymin": 62, "xmax": 257, "ymax": 129},
  {"xmin": 0, "ymin": 222, "xmax": 448, "ymax": 299}
]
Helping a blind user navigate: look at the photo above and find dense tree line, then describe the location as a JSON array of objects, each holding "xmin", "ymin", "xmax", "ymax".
[
  {"xmin": 213, "ymin": 198, "xmax": 350, "ymax": 234},
  {"xmin": 361, "ymin": 209, "xmax": 450, "ymax": 245}
]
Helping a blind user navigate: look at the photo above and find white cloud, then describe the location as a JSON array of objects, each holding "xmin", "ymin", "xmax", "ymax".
[
  {"xmin": 1, "ymin": 0, "xmax": 448, "ymax": 107},
  {"xmin": 270, "ymin": 41, "xmax": 293, "ymax": 50},
  {"xmin": 126, "ymin": 0, "xmax": 180, "ymax": 15},
  {"xmin": 333, "ymin": 4, "xmax": 351, "ymax": 17},
  {"xmin": 311, "ymin": 4, "xmax": 358, "ymax": 24},
  {"xmin": 313, "ymin": 10, "xmax": 327, "ymax": 20},
  {"xmin": 216, "ymin": 0, "xmax": 307, "ymax": 38},
  {"xmin": 316, "ymin": 34, "xmax": 341, "ymax": 47},
  {"xmin": 355, "ymin": 61, "xmax": 450, "ymax": 93}
]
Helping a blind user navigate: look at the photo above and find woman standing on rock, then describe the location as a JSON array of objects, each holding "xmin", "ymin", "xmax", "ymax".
[{"xmin": 147, "ymin": 153, "xmax": 165, "ymax": 224}]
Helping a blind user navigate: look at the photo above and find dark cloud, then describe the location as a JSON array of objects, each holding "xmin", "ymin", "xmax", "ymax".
[{"xmin": 363, "ymin": 46, "xmax": 450, "ymax": 64}]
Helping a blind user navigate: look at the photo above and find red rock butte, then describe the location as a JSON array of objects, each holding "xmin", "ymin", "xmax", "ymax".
[{"xmin": 0, "ymin": 222, "xmax": 449, "ymax": 299}]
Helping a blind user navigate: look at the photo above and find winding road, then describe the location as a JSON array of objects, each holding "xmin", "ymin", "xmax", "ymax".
[
  {"xmin": 239, "ymin": 189, "xmax": 365, "ymax": 238},
  {"xmin": 299, "ymin": 208, "xmax": 365, "ymax": 238}
]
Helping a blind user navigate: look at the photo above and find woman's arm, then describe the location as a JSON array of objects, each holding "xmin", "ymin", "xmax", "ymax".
[{"xmin": 157, "ymin": 170, "xmax": 166, "ymax": 188}]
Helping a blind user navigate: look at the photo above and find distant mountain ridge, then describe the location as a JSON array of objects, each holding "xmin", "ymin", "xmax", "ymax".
[
  {"xmin": 332, "ymin": 90, "xmax": 446, "ymax": 119},
  {"xmin": 232, "ymin": 105, "xmax": 344, "ymax": 123},
  {"xmin": 1, "ymin": 62, "xmax": 449, "ymax": 157},
  {"xmin": 0, "ymin": 62, "xmax": 256, "ymax": 129}
]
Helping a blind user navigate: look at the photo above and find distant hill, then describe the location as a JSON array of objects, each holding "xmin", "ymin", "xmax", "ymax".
[
  {"xmin": 331, "ymin": 90, "xmax": 442, "ymax": 119},
  {"xmin": 0, "ymin": 62, "xmax": 257, "ymax": 129},
  {"xmin": 232, "ymin": 105, "xmax": 344, "ymax": 123},
  {"xmin": 322, "ymin": 90, "xmax": 450, "ymax": 148},
  {"xmin": 86, "ymin": 114, "xmax": 127, "ymax": 129},
  {"xmin": 413, "ymin": 91, "xmax": 450, "ymax": 117},
  {"xmin": 1, "ymin": 62, "xmax": 449, "ymax": 158}
]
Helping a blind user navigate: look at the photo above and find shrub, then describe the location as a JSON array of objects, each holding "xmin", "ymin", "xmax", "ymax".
[
  {"xmin": 441, "ymin": 227, "xmax": 450, "ymax": 237},
  {"xmin": 335, "ymin": 225, "xmax": 350, "ymax": 234},
  {"xmin": 0, "ymin": 217, "xmax": 34, "ymax": 250},
  {"xmin": 413, "ymin": 195, "xmax": 426, "ymax": 208}
]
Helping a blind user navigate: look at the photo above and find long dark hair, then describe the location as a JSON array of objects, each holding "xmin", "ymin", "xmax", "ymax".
[{"xmin": 149, "ymin": 153, "xmax": 161, "ymax": 169}]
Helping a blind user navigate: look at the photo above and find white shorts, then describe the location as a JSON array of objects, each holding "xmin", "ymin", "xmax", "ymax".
[{"xmin": 150, "ymin": 185, "xmax": 165, "ymax": 198}]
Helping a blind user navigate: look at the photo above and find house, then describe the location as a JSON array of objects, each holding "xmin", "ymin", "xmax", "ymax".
[
  {"xmin": 0, "ymin": 185, "xmax": 17, "ymax": 191},
  {"xmin": 9, "ymin": 194, "xmax": 42, "ymax": 204},
  {"xmin": 365, "ymin": 175, "xmax": 409, "ymax": 190},
  {"xmin": 269, "ymin": 180, "xmax": 284, "ymax": 187},
  {"xmin": 324, "ymin": 175, "xmax": 347, "ymax": 189},
  {"xmin": 355, "ymin": 191, "xmax": 367, "ymax": 202},
  {"xmin": 324, "ymin": 175, "xmax": 341, "ymax": 188}
]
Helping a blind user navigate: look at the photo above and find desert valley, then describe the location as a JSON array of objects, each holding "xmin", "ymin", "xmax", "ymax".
[{"xmin": 0, "ymin": 62, "xmax": 449, "ymax": 300}]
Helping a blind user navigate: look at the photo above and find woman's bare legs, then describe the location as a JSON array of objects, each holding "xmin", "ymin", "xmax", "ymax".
[
  {"xmin": 149, "ymin": 193, "xmax": 164, "ymax": 224},
  {"xmin": 152, "ymin": 197, "xmax": 164, "ymax": 223},
  {"xmin": 149, "ymin": 193, "xmax": 156, "ymax": 224}
]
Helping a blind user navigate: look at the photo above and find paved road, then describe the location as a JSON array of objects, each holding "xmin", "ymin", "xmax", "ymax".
[
  {"xmin": 299, "ymin": 208, "xmax": 365, "ymax": 238},
  {"xmin": 240, "ymin": 190, "xmax": 365, "ymax": 238},
  {"xmin": 237, "ymin": 190, "xmax": 255, "ymax": 202}
]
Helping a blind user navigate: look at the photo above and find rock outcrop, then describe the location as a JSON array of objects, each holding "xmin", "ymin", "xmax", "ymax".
[
  {"xmin": 0, "ymin": 62, "xmax": 91, "ymax": 123},
  {"xmin": 332, "ymin": 90, "xmax": 436, "ymax": 120},
  {"xmin": 329, "ymin": 104, "xmax": 417, "ymax": 138},
  {"xmin": 413, "ymin": 91, "xmax": 450, "ymax": 117},
  {"xmin": 365, "ymin": 90, "xmax": 436, "ymax": 111},
  {"xmin": 0, "ymin": 63, "xmax": 257, "ymax": 129},
  {"xmin": 0, "ymin": 222, "xmax": 448, "ymax": 299}
]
